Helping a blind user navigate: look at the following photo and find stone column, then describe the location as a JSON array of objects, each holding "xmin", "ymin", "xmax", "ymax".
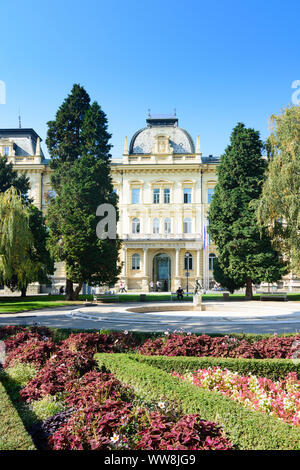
[
  {"xmin": 175, "ymin": 248, "xmax": 179, "ymax": 277},
  {"xmin": 143, "ymin": 247, "xmax": 148, "ymax": 277},
  {"xmin": 142, "ymin": 247, "xmax": 149, "ymax": 291}
]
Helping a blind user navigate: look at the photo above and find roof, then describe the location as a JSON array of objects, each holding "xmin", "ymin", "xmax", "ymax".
[
  {"xmin": 129, "ymin": 116, "xmax": 195, "ymax": 154},
  {"xmin": 0, "ymin": 128, "xmax": 44, "ymax": 157}
]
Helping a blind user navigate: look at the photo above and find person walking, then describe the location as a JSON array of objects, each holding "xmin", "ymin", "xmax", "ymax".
[
  {"xmin": 156, "ymin": 280, "xmax": 161, "ymax": 292},
  {"xmin": 150, "ymin": 281, "xmax": 154, "ymax": 292}
]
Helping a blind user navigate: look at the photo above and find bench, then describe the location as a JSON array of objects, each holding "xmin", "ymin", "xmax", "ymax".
[
  {"xmin": 170, "ymin": 292, "xmax": 193, "ymax": 301},
  {"xmin": 259, "ymin": 292, "xmax": 288, "ymax": 301},
  {"xmin": 93, "ymin": 294, "xmax": 119, "ymax": 303}
]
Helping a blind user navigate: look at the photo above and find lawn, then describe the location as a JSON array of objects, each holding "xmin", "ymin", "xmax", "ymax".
[{"xmin": 0, "ymin": 292, "xmax": 299, "ymax": 314}]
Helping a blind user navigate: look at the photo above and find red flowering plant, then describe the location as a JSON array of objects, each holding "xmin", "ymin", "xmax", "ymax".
[
  {"xmin": 64, "ymin": 370, "xmax": 135, "ymax": 410},
  {"xmin": 135, "ymin": 412, "xmax": 232, "ymax": 450},
  {"xmin": 60, "ymin": 331, "xmax": 139, "ymax": 355},
  {"xmin": 4, "ymin": 337, "xmax": 57, "ymax": 368},
  {"xmin": 138, "ymin": 333, "xmax": 300, "ymax": 359},
  {"xmin": 20, "ymin": 350, "xmax": 97, "ymax": 401},
  {"xmin": 0, "ymin": 325, "xmax": 27, "ymax": 340}
]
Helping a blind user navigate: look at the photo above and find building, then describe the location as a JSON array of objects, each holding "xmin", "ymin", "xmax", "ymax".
[
  {"xmin": 111, "ymin": 115, "xmax": 218, "ymax": 291},
  {"xmin": 1, "ymin": 118, "xmax": 299, "ymax": 293}
]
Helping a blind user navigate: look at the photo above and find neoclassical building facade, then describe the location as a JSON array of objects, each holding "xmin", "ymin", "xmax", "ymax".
[
  {"xmin": 111, "ymin": 115, "xmax": 218, "ymax": 291},
  {"xmin": 1, "ymin": 118, "xmax": 299, "ymax": 293}
]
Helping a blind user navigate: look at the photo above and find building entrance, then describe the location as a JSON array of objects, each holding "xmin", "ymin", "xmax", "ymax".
[{"xmin": 153, "ymin": 253, "xmax": 171, "ymax": 291}]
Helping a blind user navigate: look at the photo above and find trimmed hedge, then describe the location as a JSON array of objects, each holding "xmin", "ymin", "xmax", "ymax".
[
  {"xmin": 0, "ymin": 379, "xmax": 35, "ymax": 450},
  {"xmin": 95, "ymin": 353, "xmax": 300, "ymax": 450},
  {"xmin": 129, "ymin": 354, "xmax": 300, "ymax": 381}
]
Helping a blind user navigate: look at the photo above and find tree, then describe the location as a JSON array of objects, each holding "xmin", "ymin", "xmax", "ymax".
[
  {"xmin": 208, "ymin": 123, "xmax": 286, "ymax": 299},
  {"xmin": 0, "ymin": 159, "xmax": 53, "ymax": 296},
  {"xmin": 0, "ymin": 188, "xmax": 33, "ymax": 292},
  {"xmin": 0, "ymin": 156, "xmax": 30, "ymax": 198},
  {"xmin": 213, "ymin": 259, "xmax": 236, "ymax": 294},
  {"xmin": 257, "ymin": 105, "xmax": 300, "ymax": 272},
  {"xmin": 46, "ymin": 86, "xmax": 121, "ymax": 300}
]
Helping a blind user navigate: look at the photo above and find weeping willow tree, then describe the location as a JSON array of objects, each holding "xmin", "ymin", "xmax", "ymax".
[
  {"xmin": 0, "ymin": 187, "xmax": 35, "ymax": 294},
  {"xmin": 257, "ymin": 105, "xmax": 300, "ymax": 272}
]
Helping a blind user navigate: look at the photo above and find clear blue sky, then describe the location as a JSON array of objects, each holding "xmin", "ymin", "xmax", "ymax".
[{"xmin": 0, "ymin": 0, "xmax": 299, "ymax": 158}]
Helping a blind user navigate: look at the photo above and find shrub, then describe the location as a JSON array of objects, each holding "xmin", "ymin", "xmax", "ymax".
[
  {"xmin": 96, "ymin": 353, "xmax": 300, "ymax": 450},
  {"xmin": 4, "ymin": 338, "xmax": 56, "ymax": 368},
  {"xmin": 30, "ymin": 395, "xmax": 66, "ymax": 422},
  {"xmin": 132, "ymin": 355, "xmax": 300, "ymax": 381},
  {"xmin": 4, "ymin": 362, "xmax": 37, "ymax": 387}
]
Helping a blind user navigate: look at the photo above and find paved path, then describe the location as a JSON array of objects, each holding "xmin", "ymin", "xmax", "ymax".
[{"xmin": 1, "ymin": 301, "xmax": 300, "ymax": 334}]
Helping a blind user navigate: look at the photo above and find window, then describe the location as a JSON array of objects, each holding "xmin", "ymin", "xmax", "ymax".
[
  {"xmin": 132, "ymin": 188, "xmax": 140, "ymax": 204},
  {"xmin": 209, "ymin": 253, "xmax": 217, "ymax": 270},
  {"xmin": 132, "ymin": 218, "xmax": 140, "ymax": 234},
  {"xmin": 153, "ymin": 188, "xmax": 160, "ymax": 204},
  {"xmin": 4, "ymin": 147, "xmax": 9, "ymax": 156},
  {"xmin": 183, "ymin": 217, "xmax": 192, "ymax": 234},
  {"xmin": 164, "ymin": 218, "xmax": 171, "ymax": 234},
  {"xmin": 153, "ymin": 218, "xmax": 160, "ymax": 234},
  {"xmin": 132, "ymin": 253, "xmax": 141, "ymax": 270},
  {"xmin": 184, "ymin": 252, "xmax": 193, "ymax": 270},
  {"xmin": 183, "ymin": 188, "xmax": 192, "ymax": 204},
  {"xmin": 208, "ymin": 188, "xmax": 215, "ymax": 203},
  {"xmin": 164, "ymin": 188, "xmax": 170, "ymax": 204}
]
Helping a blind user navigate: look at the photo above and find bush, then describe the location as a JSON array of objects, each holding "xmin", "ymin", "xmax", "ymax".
[
  {"xmin": 131, "ymin": 355, "xmax": 300, "ymax": 381},
  {"xmin": 95, "ymin": 353, "xmax": 300, "ymax": 450},
  {"xmin": 30, "ymin": 395, "xmax": 66, "ymax": 422},
  {"xmin": 138, "ymin": 333, "xmax": 300, "ymax": 359},
  {"xmin": 4, "ymin": 362, "xmax": 37, "ymax": 387}
]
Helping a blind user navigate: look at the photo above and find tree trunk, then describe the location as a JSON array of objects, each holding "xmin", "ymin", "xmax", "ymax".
[
  {"xmin": 65, "ymin": 279, "xmax": 82, "ymax": 300},
  {"xmin": 65, "ymin": 279, "xmax": 74, "ymax": 301},
  {"xmin": 245, "ymin": 278, "xmax": 253, "ymax": 300},
  {"xmin": 20, "ymin": 286, "xmax": 27, "ymax": 298},
  {"xmin": 73, "ymin": 283, "xmax": 83, "ymax": 300}
]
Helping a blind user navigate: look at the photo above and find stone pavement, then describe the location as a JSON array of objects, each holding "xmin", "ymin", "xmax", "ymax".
[{"xmin": 0, "ymin": 301, "xmax": 300, "ymax": 334}]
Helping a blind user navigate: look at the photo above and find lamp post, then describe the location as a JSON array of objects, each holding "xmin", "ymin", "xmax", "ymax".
[{"xmin": 185, "ymin": 252, "xmax": 192, "ymax": 295}]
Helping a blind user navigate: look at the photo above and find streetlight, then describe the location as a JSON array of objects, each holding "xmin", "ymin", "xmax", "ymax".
[{"xmin": 185, "ymin": 252, "xmax": 192, "ymax": 295}]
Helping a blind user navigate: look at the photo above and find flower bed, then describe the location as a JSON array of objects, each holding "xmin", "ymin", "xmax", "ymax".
[
  {"xmin": 0, "ymin": 328, "xmax": 233, "ymax": 451},
  {"xmin": 138, "ymin": 333, "xmax": 300, "ymax": 359},
  {"xmin": 173, "ymin": 368, "xmax": 300, "ymax": 427}
]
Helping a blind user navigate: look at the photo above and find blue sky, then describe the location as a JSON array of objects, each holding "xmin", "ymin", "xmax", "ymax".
[{"xmin": 0, "ymin": 0, "xmax": 299, "ymax": 158}]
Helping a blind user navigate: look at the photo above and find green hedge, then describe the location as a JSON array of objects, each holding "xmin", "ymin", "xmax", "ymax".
[
  {"xmin": 95, "ymin": 353, "xmax": 300, "ymax": 450},
  {"xmin": 129, "ymin": 354, "xmax": 300, "ymax": 381},
  {"xmin": 0, "ymin": 379, "xmax": 35, "ymax": 450}
]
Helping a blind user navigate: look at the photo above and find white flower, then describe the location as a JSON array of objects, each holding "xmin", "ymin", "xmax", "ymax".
[
  {"xmin": 164, "ymin": 331, "xmax": 169, "ymax": 336},
  {"xmin": 158, "ymin": 401, "xmax": 165, "ymax": 409},
  {"xmin": 110, "ymin": 433, "xmax": 120, "ymax": 444},
  {"xmin": 124, "ymin": 330, "xmax": 129, "ymax": 335}
]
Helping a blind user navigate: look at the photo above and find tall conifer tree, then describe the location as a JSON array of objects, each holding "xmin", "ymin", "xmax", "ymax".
[
  {"xmin": 208, "ymin": 123, "xmax": 286, "ymax": 298},
  {"xmin": 46, "ymin": 85, "xmax": 121, "ymax": 300}
]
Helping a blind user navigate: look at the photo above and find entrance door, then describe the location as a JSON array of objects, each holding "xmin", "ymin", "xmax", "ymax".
[{"xmin": 153, "ymin": 253, "xmax": 171, "ymax": 291}]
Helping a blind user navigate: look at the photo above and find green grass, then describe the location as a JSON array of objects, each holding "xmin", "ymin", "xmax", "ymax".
[
  {"xmin": 96, "ymin": 353, "xmax": 300, "ymax": 450},
  {"xmin": 0, "ymin": 375, "xmax": 36, "ymax": 450}
]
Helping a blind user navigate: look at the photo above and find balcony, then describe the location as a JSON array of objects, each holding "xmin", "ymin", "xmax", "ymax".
[{"xmin": 122, "ymin": 233, "xmax": 202, "ymax": 241}]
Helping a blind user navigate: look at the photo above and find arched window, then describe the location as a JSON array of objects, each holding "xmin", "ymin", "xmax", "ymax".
[
  {"xmin": 132, "ymin": 253, "xmax": 141, "ymax": 270},
  {"xmin": 209, "ymin": 253, "xmax": 217, "ymax": 270},
  {"xmin": 183, "ymin": 217, "xmax": 192, "ymax": 234},
  {"xmin": 184, "ymin": 252, "xmax": 193, "ymax": 270},
  {"xmin": 132, "ymin": 218, "xmax": 140, "ymax": 234},
  {"xmin": 153, "ymin": 218, "xmax": 160, "ymax": 234},
  {"xmin": 164, "ymin": 218, "xmax": 171, "ymax": 234}
]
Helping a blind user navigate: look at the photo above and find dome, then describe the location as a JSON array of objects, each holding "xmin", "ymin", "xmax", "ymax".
[{"xmin": 129, "ymin": 116, "xmax": 195, "ymax": 155}]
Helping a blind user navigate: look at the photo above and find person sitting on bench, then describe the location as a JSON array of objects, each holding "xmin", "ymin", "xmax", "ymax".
[{"xmin": 176, "ymin": 286, "xmax": 184, "ymax": 300}]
